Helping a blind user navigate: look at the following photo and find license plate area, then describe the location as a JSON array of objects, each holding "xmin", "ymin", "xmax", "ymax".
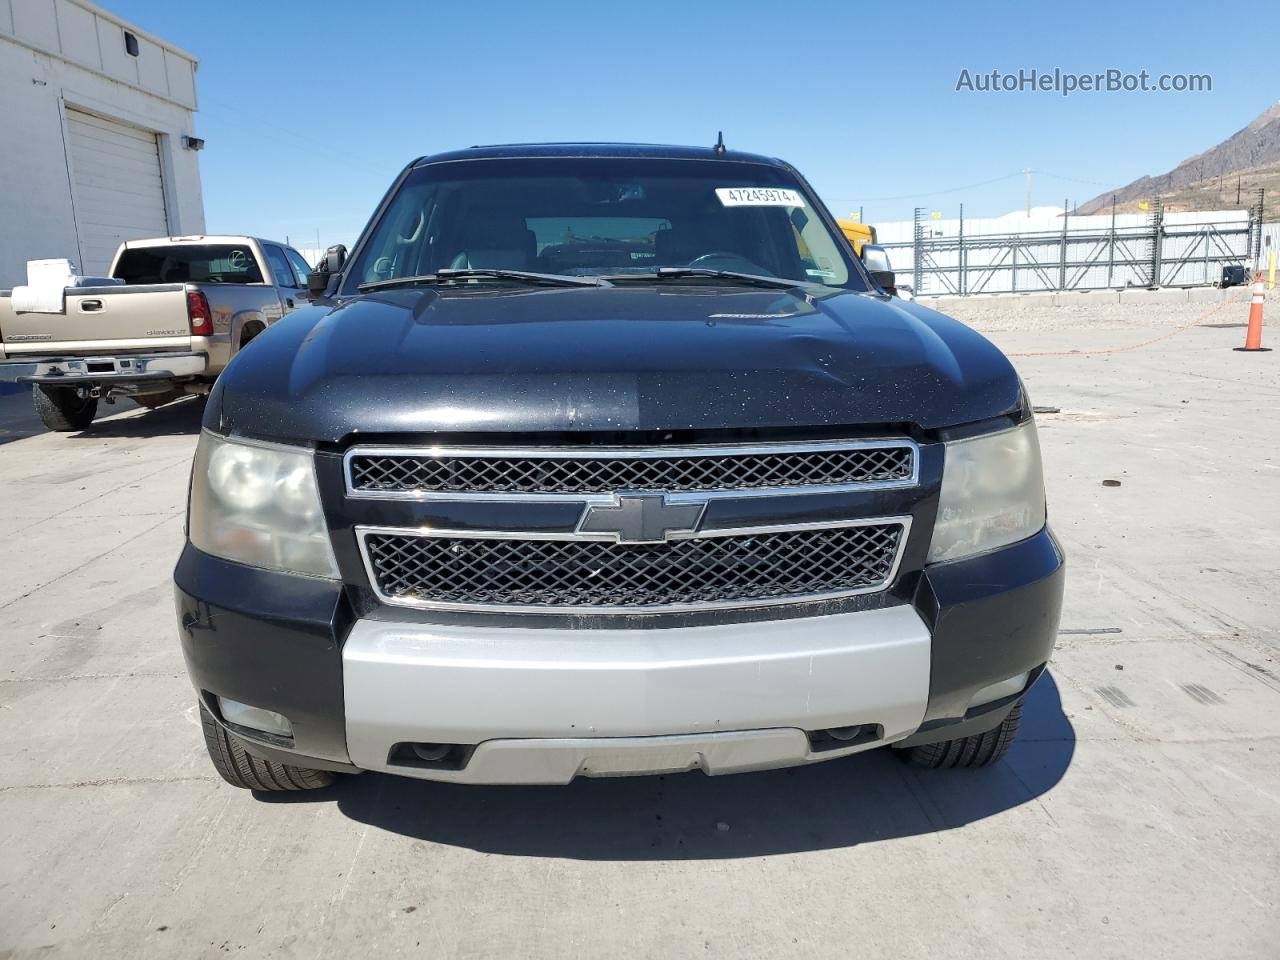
[{"xmin": 48, "ymin": 357, "xmax": 140, "ymax": 376}]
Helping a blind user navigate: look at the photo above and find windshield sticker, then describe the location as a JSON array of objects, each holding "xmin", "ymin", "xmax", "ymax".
[{"xmin": 715, "ymin": 187, "xmax": 805, "ymax": 207}]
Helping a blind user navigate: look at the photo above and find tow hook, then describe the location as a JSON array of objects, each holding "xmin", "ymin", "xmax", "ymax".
[{"xmin": 83, "ymin": 385, "xmax": 119, "ymax": 404}]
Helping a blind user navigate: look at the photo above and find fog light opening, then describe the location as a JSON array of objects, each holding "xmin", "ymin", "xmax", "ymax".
[
  {"xmin": 411, "ymin": 743, "xmax": 451, "ymax": 763},
  {"xmin": 388, "ymin": 742, "xmax": 472, "ymax": 772},
  {"xmin": 216, "ymin": 697, "xmax": 293, "ymax": 738},
  {"xmin": 807, "ymin": 723, "xmax": 882, "ymax": 753},
  {"xmin": 967, "ymin": 671, "xmax": 1031, "ymax": 710}
]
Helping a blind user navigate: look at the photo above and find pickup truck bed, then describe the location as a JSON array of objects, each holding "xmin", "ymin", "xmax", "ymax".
[{"xmin": 0, "ymin": 236, "xmax": 313, "ymax": 430}]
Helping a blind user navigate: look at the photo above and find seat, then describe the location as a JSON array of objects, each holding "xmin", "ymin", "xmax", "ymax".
[{"xmin": 450, "ymin": 212, "xmax": 537, "ymax": 270}]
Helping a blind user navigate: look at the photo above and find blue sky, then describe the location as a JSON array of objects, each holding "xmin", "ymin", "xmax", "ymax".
[{"xmin": 109, "ymin": 0, "xmax": 1273, "ymax": 250}]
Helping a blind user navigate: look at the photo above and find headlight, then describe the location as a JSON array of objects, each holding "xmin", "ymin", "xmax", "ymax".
[
  {"xmin": 927, "ymin": 419, "xmax": 1046, "ymax": 564},
  {"xmin": 188, "ymin": 431, "xmax": 339, "ymax": 578}
]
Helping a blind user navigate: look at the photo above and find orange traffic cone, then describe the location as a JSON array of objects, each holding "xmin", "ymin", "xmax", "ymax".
[{"xmin": 1235, "ymin": 273, "xmax": 1270, "ymax": 352}]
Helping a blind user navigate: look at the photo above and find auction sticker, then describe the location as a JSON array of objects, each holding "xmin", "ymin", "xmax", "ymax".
[{"xmin": 715, "ymin": 187, "xmax": 804, "ymax": 207}]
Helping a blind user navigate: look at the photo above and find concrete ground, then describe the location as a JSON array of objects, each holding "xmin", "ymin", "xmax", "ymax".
[{"xmin": 0, "ymin": 309, "xmax": 1277, "ymax": 958}]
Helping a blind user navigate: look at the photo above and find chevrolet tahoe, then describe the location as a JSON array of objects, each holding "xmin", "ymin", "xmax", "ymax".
[{"xmin": 175, "ymin": 142, "xmax": 1065, "ymax": 791}]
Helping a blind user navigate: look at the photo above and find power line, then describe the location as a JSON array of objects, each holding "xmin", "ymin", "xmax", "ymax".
[
  {"xmin": 827, "ymin": 169, "xmax": 1118, "ymax": 206},
  {"xmin": 826, "ymin": 171, "xmax": 1024, "ymax": 203},
  {"xmin": 200, "ymin": 98, "xmax": 392, "ymax": 177},
  {"xmin": 1036, "ymin": 170, "xmax": 1116, "ymax": 188}
]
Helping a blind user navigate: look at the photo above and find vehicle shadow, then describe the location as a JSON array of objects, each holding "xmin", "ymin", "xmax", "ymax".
[
  {"xmin": 0, "ymin": 384, "xmax": 41, "ymax": 445},
  {"xmin": 264, "ymin": 672, "xmax": 1075, "ymax": 861},
  {"xmin": 0, "ymin": 388, "xmax": 205, "ymax": 443},
  {"xmin": 69, "ymin": 395, "xmax": 206, "ymax": 438}
]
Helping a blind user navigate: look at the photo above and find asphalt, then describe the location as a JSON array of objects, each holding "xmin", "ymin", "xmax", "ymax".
[{"xmin": 0, "ymin": 320, "xmax": 1276, "ymax": 959}]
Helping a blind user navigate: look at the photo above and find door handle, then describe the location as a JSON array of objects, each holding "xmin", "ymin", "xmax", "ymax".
[
  {"xmin": 286, "ymin": 298, "xmax": 295, "ymax": 308},
  {"xmin": 79, "ymin": 299, "xmax": 104, "ymax": 312}
]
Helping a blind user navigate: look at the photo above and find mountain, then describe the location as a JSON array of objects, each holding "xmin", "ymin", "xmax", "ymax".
[{"xmin": 1077, "ymin": 101, "xmax": 1280, "ymax": 215}]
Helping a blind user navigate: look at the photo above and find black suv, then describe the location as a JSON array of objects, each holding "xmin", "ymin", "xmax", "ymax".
[{"xmin": 175, "ymin": 143, "xmax": 1064, "ymax": 791}]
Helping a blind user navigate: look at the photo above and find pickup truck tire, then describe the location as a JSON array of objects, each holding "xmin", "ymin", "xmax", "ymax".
[
  {"xmin": 33, "ymin": 385, "xmax": 97, "ymax": 431},
  {"xmin": 199, "ymin": 702, "xmax": 335, "ymax": 791},
  {"xmin": 896, "ymin": 701, "xmax": 1023, "ymax": 769},
  {"xmin": 134, "ymin": 388, "xmax": 184, "ymax": 409}
]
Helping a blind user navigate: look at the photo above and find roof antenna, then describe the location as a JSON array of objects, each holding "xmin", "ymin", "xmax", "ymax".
[{"xmin": 714, "ymin": 131, "xmax": 726, "ymax": 155}]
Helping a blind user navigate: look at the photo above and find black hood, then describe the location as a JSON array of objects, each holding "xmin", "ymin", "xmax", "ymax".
[{"xmin": 209, "ymin": 284, "xmax": 1022, "ymax": 444}]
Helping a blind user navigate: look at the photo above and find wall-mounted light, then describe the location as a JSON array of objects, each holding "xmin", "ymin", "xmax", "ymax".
[
  {"xmin": 183, "ymin": 135, "xmax": 205, "ymax": 151},
  {"xmin": 124, "ymin": 31, "xmax": 139, "ymax": 57}
]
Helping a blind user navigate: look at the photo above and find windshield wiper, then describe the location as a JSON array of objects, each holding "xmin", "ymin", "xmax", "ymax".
[
  {"xmin": 359, "ymin": 269, "xmax": 609, "ymax": 292},
  {"xmin": 606, "ymin": 268, "xmax": 803, "ymax": 290}
]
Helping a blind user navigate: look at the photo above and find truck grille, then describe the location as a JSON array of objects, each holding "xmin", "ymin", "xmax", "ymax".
[
  {"xmin": 346, "ymin": 441, "xmax": 915, "ymax": 497},
  {"xmin": 359, "ymin": 522, "xmax": 906, "ymax": 613}
]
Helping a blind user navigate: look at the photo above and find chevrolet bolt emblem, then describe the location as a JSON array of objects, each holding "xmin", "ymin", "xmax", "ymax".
[{"xmin": 577, "ymin": 494, "xmax": 707, "ymax": 544}]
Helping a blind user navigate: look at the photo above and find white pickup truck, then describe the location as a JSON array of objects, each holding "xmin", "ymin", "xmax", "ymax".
[{"xmin": 0, "ymin": 236, "xmax": 314, "ymax": 431}]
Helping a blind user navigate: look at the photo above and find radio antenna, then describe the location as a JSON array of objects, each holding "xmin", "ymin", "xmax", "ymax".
[{"xmin": 714, "ymin": 131, "xmax": 726, "ymax": 155}]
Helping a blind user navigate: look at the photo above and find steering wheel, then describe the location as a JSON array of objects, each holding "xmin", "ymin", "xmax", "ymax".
[{"xmin": 687, "ymin": 251, "xmax": 775, "ymax": 275}]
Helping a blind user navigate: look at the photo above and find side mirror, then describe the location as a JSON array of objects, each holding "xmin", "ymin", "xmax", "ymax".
[
  {"xmin": 324, "ymin": 244, "xmax": 347, "ymax": 274},
  {"xmin": 306, "ymin": 244, "xmax": 348, "ymax": 298},
  {"xmin": 307, "ymin": 269, "xmax": 329, "ymax": 297},
  {"xmin": 860, "ymin": 244, "xmax": 896, "ymax": 295}
]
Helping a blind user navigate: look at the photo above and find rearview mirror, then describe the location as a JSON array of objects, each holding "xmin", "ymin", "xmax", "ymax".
[
  {"xmin": 861, "ymin": 244, "xmax": 896, "ymax": 295},
  {"xmin": 306, "ymin": 244, "xmax": 348, "ymax": 298}
]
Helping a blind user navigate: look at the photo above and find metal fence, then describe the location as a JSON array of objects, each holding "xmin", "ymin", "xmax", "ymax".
[{"xmin": 876, "ymin": 191, "xmax": 1266, "ymax": 296}]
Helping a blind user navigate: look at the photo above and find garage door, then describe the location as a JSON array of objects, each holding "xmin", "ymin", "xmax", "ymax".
[{"xmin": 65, "ymin": 109, "xmax": 170, "ymax": 275}]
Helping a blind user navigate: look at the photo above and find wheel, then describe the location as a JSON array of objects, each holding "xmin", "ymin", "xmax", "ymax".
[
  {"xmin": 199, "ymin": 702, "xmax": 334, "ymax": 791},
  {"xmin": 32, "ymin": 385, "xmax": 97, "ymax": 431},
  {"xmin": 134, "ymin": 388, "xmax": 184, "ymax": 409},
  {"xmin": 896, "ymin": 701, "xmax": 1023, "ymax": 769}
]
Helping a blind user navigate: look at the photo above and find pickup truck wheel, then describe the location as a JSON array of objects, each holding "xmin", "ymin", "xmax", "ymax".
[
  {"xmin": 134, "ymin": 388, "xmax": 184, "ymax": 409},
  {"xmin": 199, "ymin": 702, "xmax": 334, "ymax": 791},
  {"xmin": 897, "ymin": 701, "xmax": 1023, "ymax": 769},
  {"xmin": 33, "ymin": 386, "xmax": 97, "ymax": 431}
]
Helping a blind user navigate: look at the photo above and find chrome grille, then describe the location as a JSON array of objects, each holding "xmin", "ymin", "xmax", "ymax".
[
  {"xmin": 346, "ymin": 441, "xmax": 915, "ymax": 497},
  {"xmin": 359, "ymin": 522, "xmax": 906, "ymax": 613}
]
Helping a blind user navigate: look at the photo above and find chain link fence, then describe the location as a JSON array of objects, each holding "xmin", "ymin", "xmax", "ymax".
[{"xmin": 875, "ymin": 190, "xmax": 1265, "ymax": 296}]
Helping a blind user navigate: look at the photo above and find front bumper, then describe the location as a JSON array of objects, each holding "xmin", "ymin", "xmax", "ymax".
[
  {"xmin": 341, "ymin": 605, "xmax": 931, "ymax": 784},
  {"xmin": 174, "ymin": 527, "xmax": 1064, "ymax": 784},
  {"xmin": 1, "ymin": 352, "xmax": 208, "ymax": 384}
]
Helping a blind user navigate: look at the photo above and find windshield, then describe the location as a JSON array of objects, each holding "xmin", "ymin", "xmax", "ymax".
[{"xmin": 343, "ymin": 157, "xmax": 864, "ymax": 293}]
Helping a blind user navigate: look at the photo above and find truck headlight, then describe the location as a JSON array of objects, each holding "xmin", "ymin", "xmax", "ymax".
[
  {"xmin": 188, "ymin": 431, "xmax": 339, "ymax": 578},
  {"xmin": 927, "ymin": 420, "xmax": 1046, "ymax": 564}
]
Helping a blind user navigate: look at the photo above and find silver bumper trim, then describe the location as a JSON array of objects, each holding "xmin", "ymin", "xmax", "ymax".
[{"xmin": 342, "ymin": 604, "xmax": 932, "ymax": 784}]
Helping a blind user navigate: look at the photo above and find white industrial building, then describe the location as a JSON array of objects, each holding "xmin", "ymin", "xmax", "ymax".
[{"xmin": 0, "ymin": 0, "xmax": 204, "ymax": 286}]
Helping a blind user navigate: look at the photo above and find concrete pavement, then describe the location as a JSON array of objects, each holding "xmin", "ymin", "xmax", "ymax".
[{"xmin": 0, "ymin": 322, "xmax": 1276, "ymax": 958}]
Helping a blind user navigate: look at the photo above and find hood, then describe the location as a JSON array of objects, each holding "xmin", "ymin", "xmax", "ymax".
[{"xmin": 210, "ymin": 284, "xmax": 1022, "ymax": 444}]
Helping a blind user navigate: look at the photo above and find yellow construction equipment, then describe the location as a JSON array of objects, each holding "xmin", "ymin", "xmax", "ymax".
[{"xmin": 837, "ymin": 218, "xmax": 877, "ymax": 256}]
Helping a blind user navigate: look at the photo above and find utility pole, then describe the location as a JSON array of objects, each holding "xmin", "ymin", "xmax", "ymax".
[{"xmin": 1024, "ymin": 168, "xmax": 1033, "ymax": 216}]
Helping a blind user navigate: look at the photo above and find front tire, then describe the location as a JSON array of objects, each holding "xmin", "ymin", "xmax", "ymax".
[
  {"xmin": 896, "ymin": 702, "xmax": 1023, "ymax": 769},
  {"xmin": 199, "ymin": 702, "xmax": 334, "ymax": 791},
  {"xmin": 33, "ymin": 385, "xmax": 97, "ymax": 431}
]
